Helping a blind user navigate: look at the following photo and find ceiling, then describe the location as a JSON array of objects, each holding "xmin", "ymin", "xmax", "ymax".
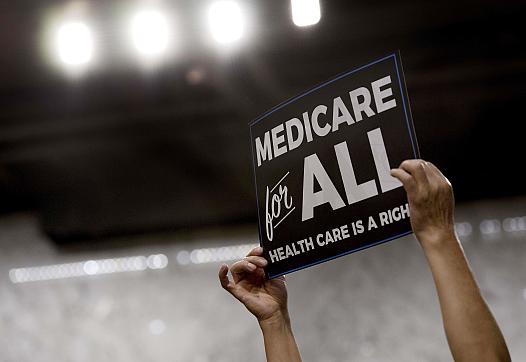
[{"xmin": 0, "ymin": 0, "xmax": 525, "ymax": 242}]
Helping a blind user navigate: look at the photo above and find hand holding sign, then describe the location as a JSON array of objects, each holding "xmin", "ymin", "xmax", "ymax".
[
  {"xmin": 221, "ymin": 160, "xmax": 511, "ymax": 362},
  {"xmin": 219, "ymin": 246, "xmax": 302, "ymax": 362},
  {"xmin": 391, "ymin": 160, "xmax": 456, "ymax": 247},
  {"xmin": 218, "ymin": 246, "xmax": 288, "ymax": 323}
]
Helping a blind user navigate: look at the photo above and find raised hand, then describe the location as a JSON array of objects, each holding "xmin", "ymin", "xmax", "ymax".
[
  {"xmin": 218, "ymin": 246, "xmax": 288, "ymax": 322},
  {"xmin": 219, "ymin": 246, "xmax": 302, "ymax": 362},
  {"xmin": 391, "ymin": 159, "xmax": 456, "ymax": 246}
]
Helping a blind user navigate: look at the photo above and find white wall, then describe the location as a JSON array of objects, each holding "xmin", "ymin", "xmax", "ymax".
[{"xmin": 1, "ymin": 198, "xmax": 525, "ymax": 361}]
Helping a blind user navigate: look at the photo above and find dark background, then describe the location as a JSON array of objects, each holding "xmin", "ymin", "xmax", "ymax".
[{"xmin": 0, "ymin": 0, "xmax": 524, "ymax": 242}]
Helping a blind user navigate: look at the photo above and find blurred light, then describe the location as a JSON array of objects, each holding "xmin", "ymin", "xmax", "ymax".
[
  {"xmin": 208, "ymin": 1, "xmax": 245, "ymax": 44},
  {"xmin": 83, "ymin": 260, "xmax": 99, "ymax": 275},
  {"xmin": 180, "ymin": 243, "xmax": 258, "ymax": 265},
  {"xmin": 480, "ymin": 219, "xmax": 501, "ymax": 235},
  {"xmin": 55, "ymin": 21, "xmax": 94, "ymax": 66},
  {"xmin": 149, "ymin": 319, "xmax": 166, "ymax": 335},
  {"xmin": 503, "ymin": 216, "xmax": 526, "ymax": 233},
  {"xmin": 147, "ymin": 254, "xmax": 169, "ymax": 269},
  {"xmin": 176, "ymin": 250, "xmax": 191, "ymax": 265},
  {"xmin": 291, "ymin": 0, "xmax": 321, "ymax": 27},
  {"xmin": 131, "ymin": 10, "xmax": 171, "ymax": 57},
  {"xmin": 455, "ymin": 222, "xmax": 473, "ymax": 238},
  {"xmin": 9, "ymin": 254, "xmax": 168, "ymax": 284},
  {"xmin": 186, "ymin": 67, "xmax": 206, "ymax": 85}
]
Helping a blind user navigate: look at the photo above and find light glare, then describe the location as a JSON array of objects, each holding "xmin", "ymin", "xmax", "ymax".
[
  {"xmin": 291, "ymin": 0, "xmax": 321, "ymax": 27},
  {"xmin": 9, "ymin": 254, "xmax": 168, "ymax": 284},
  {"xmin": 56, "ymin": 21, "xmax": 94, "ymax": 66},
  {"xmin": 208, "ymin": 1, "xmax": 245, "ymax": 44},
  {"xmin": 131, "ymin": 10, "xmax": 171, "ymax": 57}
]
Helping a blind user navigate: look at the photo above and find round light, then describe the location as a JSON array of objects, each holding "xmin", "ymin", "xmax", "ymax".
[
  {"xmin": 208, "ymin": 1, "xmax": 245, "ymax": 44},
  {"xmin": 55, "ymin": 21, "xmax": 94, "ymax": 66},
  {"xmin": 131, "ymin": 10, "xmax": 171, "ymax": 57},
  {"xmin": 147, "ymin": 254, "xmax": 168, "ymax": 269},
  {"xmin": 291, "ymin": 0, "xmax": 321, "ymax": 27},
  {"xmin": 83, "ymin": 260, "xmax": 99, "ymax": 275}
]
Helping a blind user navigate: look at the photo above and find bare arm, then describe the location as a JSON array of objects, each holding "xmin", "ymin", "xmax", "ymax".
[
  {"xmin": 392, "ymin": 160, "xmax": 511, "ymax": 362},
  {"xmin": 259, "ymin": 312, "xmax": 302, "ymax": 362},
  {"xmin": 218, "ymin": 247, "xmax": 302, "ymax": 362}
]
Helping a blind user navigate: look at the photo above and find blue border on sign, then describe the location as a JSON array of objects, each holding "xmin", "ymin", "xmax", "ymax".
[{"xmin": 248, "ymin": 52, "xmax": 419, "ymax": 279}]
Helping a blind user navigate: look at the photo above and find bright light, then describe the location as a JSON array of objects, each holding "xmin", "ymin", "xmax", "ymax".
[
  {"xmin": 147, "ymin": 254, "xmax": 169, "ymax": 269},
  {"xmin": 131, "ymin": 10, "xmax": 171, "ymax": 57},
  {"xmin": 83, "ymin": 260, "xmax": 99, "ymax": 275},
  {"xmin": 9, "ymin": 254, "xmax": 167, "ymax": 284},
  {"xmin": 291, "ymin": 0, "xmax": 321, "ymax": 27},
  {"xmin": 208, "ymin": 1, "xmax": 245, "ymax": 44},
  {"xmin": 180, "ymin": 243, "xmax": 258, "ymax": 265},
  {"xmin": 55, "ymin": 21, "xmax": 94, "ymax": 66}
]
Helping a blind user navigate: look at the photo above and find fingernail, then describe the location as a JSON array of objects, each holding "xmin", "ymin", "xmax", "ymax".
[
  {"xmin": 248, "ymin": 263, "xmax": 256, "ymax": 271},
  {"xmin": 256, "ymin": 246, "xmax": 263, "ymax": 253}
]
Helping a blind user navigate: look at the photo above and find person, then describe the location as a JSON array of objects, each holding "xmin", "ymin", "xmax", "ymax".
[{"xmin": 218, "ymin": 159, "xmax": 511, "ymax": 362}]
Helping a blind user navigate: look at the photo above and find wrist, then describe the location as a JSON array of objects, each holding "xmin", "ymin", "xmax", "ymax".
[
  {"xmin": 258, "ymin": 310, "xmax": 292, "ymax": 333},
  {"xmin": 415, "ymin": 227, "xmax": 458, "ymax": 251}
]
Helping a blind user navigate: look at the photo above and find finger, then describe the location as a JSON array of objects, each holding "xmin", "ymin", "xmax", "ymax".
[
  {"xmin": 254, "ymin": 267, "xmax": 267, "ymax": 280},
  {"xmin": 218, "ymin": 264, "xmax": 233, "ymax": 291},
  {"xmin": 230, "ymin": 260, "xmax": 257, "ymax": 277},
  {"xmin": 246, "ymin": 246, "xmax": 264, "ymax": 257},
  {"xmin": 390, "ymin": 167, "xmax": 412, "ymax": 184},
  {"xmin": 390, "ymin": 168, "xmax": 416, "ymax": 192},
  {"xmin": 275, "ymin": 275, "xmax": 286, "ymax": 283},
  {"xmin": 400, "ymin": 159, "xmax": 428, "ymax": 186},
  {"xmin": 244, "ymin": 255, "xmax": 268, "ymax": 268},
  {"xmin": 219, "ymin": 264, "xmax": 245, "ymax": 301}
]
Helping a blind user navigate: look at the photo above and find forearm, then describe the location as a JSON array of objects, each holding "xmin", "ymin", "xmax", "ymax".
[
  {"xmin": 420, "ymin": 232, "xmax": 510, "ymax": 362},
  {"xmin": 259, "ymin": 312, "xmax": 302, "ymax": 362}
]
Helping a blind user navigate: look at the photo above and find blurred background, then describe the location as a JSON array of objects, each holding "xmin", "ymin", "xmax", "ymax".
[{"xmin": 1, "ymin": 0, "xmax": 525, "ymax": 361}]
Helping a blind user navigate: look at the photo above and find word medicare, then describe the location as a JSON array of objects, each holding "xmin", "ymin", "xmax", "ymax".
[{"xmin": 255, "ymin": 75, "xmax": 397, "ymax": 167}]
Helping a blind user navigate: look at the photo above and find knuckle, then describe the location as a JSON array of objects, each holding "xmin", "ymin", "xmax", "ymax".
[
  {"xmin": 439, "ymin": 180, "xmax": 451, "ymax": 192},
  {"xmin": 400, "ymin": 160, "xmax": 411, "ymax": 168}
]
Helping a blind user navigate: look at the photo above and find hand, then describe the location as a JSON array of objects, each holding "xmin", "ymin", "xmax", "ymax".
[
  {"xmin": 218, "ymin": 246, "xmax": 289, "ymax": 324},
  {"xmin": 391, "ymin": 159, "xmax": 456, "ymax": 246}
]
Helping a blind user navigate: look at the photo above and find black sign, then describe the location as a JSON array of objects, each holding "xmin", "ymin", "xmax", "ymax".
[{"xmin": 249, "ymin": 53, "xmax": 419, "ymax": 278}]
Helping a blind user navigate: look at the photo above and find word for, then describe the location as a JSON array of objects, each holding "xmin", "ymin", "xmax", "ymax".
[{"xmin": 265, "ymin": 172, "xmax": 294, "ymax": 241}]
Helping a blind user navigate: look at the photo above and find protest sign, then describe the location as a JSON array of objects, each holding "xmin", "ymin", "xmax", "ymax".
[{"xmin": 249, "ymin": 52, "xmax": 419, "ymax": 278}]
